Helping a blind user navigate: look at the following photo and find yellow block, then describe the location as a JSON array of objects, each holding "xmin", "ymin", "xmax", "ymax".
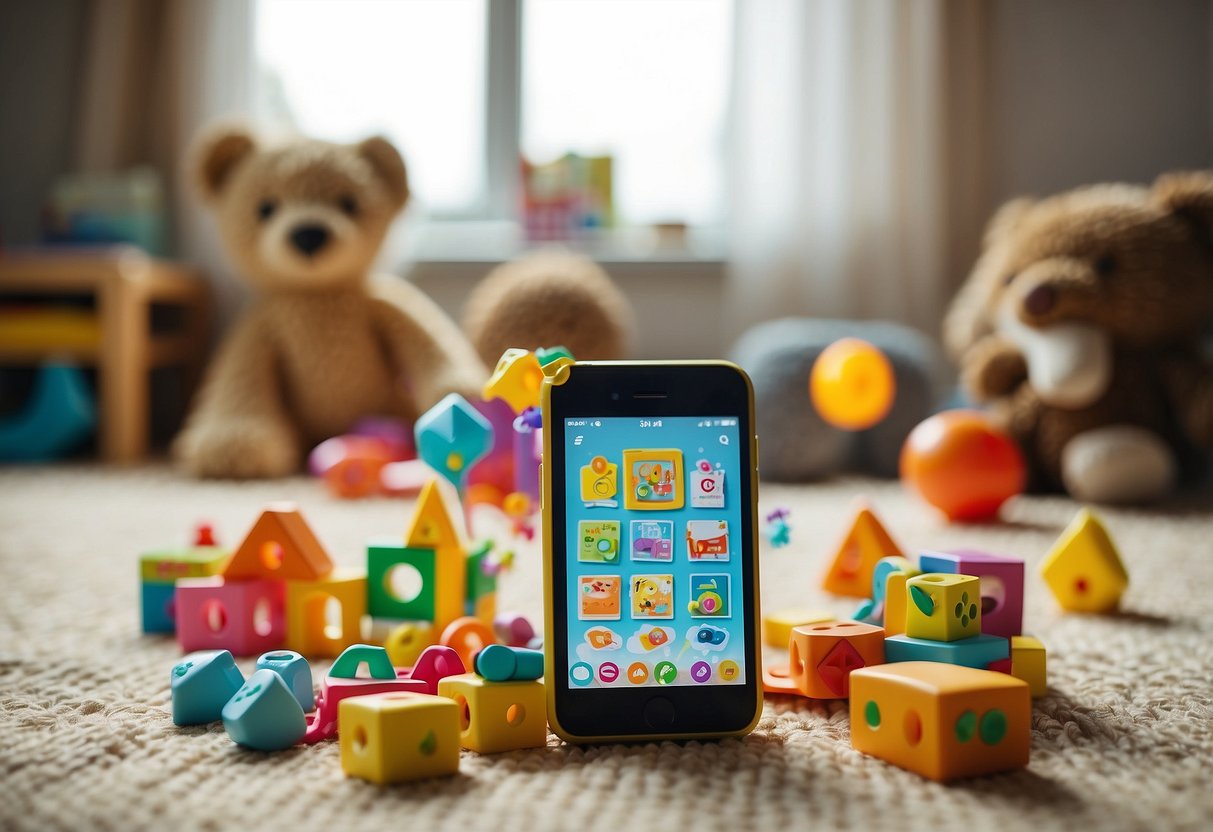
[
  {"xmin": 883, "ymin": 572, "xmax": 910, "ymax": 636},
  {"xmin": 383, "ymin": 621, "xmax": 436, "ymax": 668},
  {"xmin": 339, "ymin": 692, "xmax": 460, "ymax": 784},
  {"xmin": 285, "ymin": 568, "xmax": 367, "ymax": 658},
  {"xmin": 849, "ymin": 662, "xmax": 1030, "ymax": 782},
  {"xmin": 905, "ymin": 573, "xmax": 981, "ymax": 642},
  {"xmin": 1040, "ymin": 507, "xmax": 1128, "ymax": 612},
  {"xmin": 762, "ymin": 609, "xmax": 834, "ymax": 648},
  {"xmin": 821, "ymin": 504, "xmax": 902, "ymax": 598},
  {"xmin": 1011, "ymin": 635, "xmax": 1047, "ymax": 697},
  {"xmin": 437, "ymin": 673, "xmax": 547, "ymax": 754},
  {"xmin": 483, "ymin": 348, "xmax": 544, "ymax": 414}
]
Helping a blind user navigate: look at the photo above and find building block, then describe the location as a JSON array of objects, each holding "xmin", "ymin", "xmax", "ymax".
[
  {"xmin": 414, "ymin": 394, "xmax": 494, "ymax": 492},
  {"xmin": 222, "ymin": 669, "xmax": 308, "ymax": 751},
  {"xmin": 403, "ymin": 645, "xmax": 467, "ymax": 695},
  {"xmin": 1011, "ymin": 635, "xmax": 1047, "ymax": 697},
  {"xmin": 872, "ymin": 556, "xmax": 919, "ymax": 602},
  {"xmin": 170, "ymin": 650, "xmax": 245, "ymax": 726},
  {"xmin": 849, "ymin": 661, "xmax": 1030, "ymax": 781},
  {"xmin": 140, "ymin": 546, "xmax": 231, "ymax": 582},
  {"xmin": 1040, "ymin": 507, "xmax": 1128, "ymax": 613},
  {"xmin": 303, "ymin": 674, "xmax": 428, "ymax": 744},
  {"xmin": 483, "ymin": 348, "xmax": 544, "ymax": 414},
  {"xmin": 340, "ymin": 692, "xmax": 461, "ymax": 784},
  {"xmin": 986, "ymin": 657, "xmax": 1013, "ymax": 674},
  {"xmin": 761, "ymin": 663, "xmax": 804, "ymax": 697},
  {"xmin": 367, "ymin": 538, "xmax": 436, "ymax": 622},
  {"xmin": 762, "ymin": 609, "xmax": 834, "ymax": 648},
  {"xmin": 821, "ymin": 503, "xmax": 902, "ymax": 597},
  {"xmin": 494, "ymin": 613, "xmax": 536, "ymax": 648},
  {"xmin": 920, "ymin": 550, "xmax": 1025, "ymax": 639},
  {"xmin": 475, "ymin": 645, "xmax": 544, "ymax": 681},
  {"xmin": 382, "ymin": 621, "xmax": 435, "ymax": 668},
  {"xmin": 223, "ymin": 503, "xmax": 334, "ymax": 581},
  {"xmin": 142, "ymin": 581, "xmax": 178, "ymax": 634},
  {"xmin": 405, "ymin": 481, "xmax": 468, "ymax": 633},
  {"xmin": 440, "ymin": 615, "xmax": 498, "ymax": 671},
  {"xmin": 176, "ymin": 577, "xmax": 285, "ymax": 657},
  {"xmin": 905, "ymin": 573, "xmax": 981, "ymax": 642},
  {"xmin": 883, "ymin": 571, "xmax": 912, "ymax": 636},
  {"xmin": 437, "ymin": 673, "xmax": 547, "ymax": 753},
  {"xmin": 329, "ymin": 644, "xmax": 396, "ymax": 680},
  {"xmin": 256, "ymin": 650, "xmax": 314, "ymax": 712},
  {"xmin": 885, "ymin": 633, "xmax": 1009, "ymax": 668},
  {"xmin": 788, "ymin": 620, "xmax": 885, "ymax": 699},
  {"xmin": 465, "ymin": 541, "xmax": 498, "ymax": 623},
  {"xmin": 285, "ymin": 569, "xmax": 367, "ymax": 658}
]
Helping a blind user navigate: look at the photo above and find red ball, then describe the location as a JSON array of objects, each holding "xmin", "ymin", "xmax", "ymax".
[{"xmin": 900, "ymin": 410, "xmax": 1026, "ymax": 522}]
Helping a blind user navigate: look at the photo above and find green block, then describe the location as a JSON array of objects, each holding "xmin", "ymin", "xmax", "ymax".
[
  {"xmin": 139, "ymin": 547, "xmax": 230, "ymax": 582},
  {"xmin": 367, "ymin": 538, "xmax": 436, "ymax": 621},
  {"xmin": 466, "ymin": 541, "xmax": 497, "ymax": 603}
]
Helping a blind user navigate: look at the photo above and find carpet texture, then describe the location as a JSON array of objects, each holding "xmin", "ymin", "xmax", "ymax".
[{"xmin": 2, "ymin": 465, "xmax": 1211, "ymax": 832}]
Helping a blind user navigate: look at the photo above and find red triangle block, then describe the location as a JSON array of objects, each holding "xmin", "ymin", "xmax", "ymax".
[{"xmin": 816, "ymin": 639, "xmax": 867, "ymax": 697}]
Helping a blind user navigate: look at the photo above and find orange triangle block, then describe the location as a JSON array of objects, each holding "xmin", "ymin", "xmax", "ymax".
[
  {"xmin": 821, "ymin": 503, "xmax": 902, "ymax": 597},
  {"xmin": 406, "ymin": 481, "xmax": 462, "ymax": 549},
  {"xmin": 224, "ymin": 502, "xmax": 334, "ymax": 581}
]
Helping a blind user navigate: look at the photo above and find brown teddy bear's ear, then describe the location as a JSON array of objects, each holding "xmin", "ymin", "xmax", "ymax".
[
  {"xmin": 358, "ymin": 135, "xmax": 410, "ymax": 212},
  {"xmin": 192, "ymin": 126, "xmax": 256, "ymax": 202},
  {"xmin": 1153, "ymin": 171, "xmax": 1213, "ymax": 246},
  {"xmin": 981, "ymin": 197, "xmax": 1035, "ymax": 248}
]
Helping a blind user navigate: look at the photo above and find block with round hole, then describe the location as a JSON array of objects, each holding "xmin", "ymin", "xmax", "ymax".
[
  {"xmin": 849, "ymin": 661, "xmax": 1030, "ymax": 781},
  {"xmin": 285, "ymin": 568, "xmax": 367, "ymax": 658},
  {"xmin": 366, "ymin": 539, "xmax": 435, "ymax": 622},
  {"xmin": 222, "ymin": 668, "xmax": 308, "ymax": 751},
  {"xmin": 439, "ymin": 615, "xmax": 497, "ymax": 671},
  {"xmin": 905, "ymin": 573, "xmax": 981, "ymax": 642},
  {"xmin": 919, "ymin": 550, "xmax": 1024, "ymax": 638},
  {"xmin": 339, "ymin": 692, "xmax": 460, "ymax": 784},
  {"xmin": 256, "ymin": 650, "xmax": 314, "ymax": 711},
  {"xmin": 788, "ymin": 620, "xmax": 884, "ymax": 699},
  {"xmin": 175, "ymin": 577, "xmax": 285, "ymax": 657},
  {"xmin": 884, "ymin": 633, "xmax": 1009, "ymax": 668},
  {"xmin": 437, "ymin": 672, "xmax": 547, "ymax": 753},
  {"xmin": 170, "ymin": 649, "xmax": 245, "ymax": 725}
]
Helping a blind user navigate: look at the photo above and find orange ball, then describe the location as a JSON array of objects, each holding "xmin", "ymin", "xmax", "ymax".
[
  {"xmin": 810, "ymin": 338, "xmax": 896, "ymax": 431},
  {"xmin": 900, "ymin": 410, "xmax": 1026, "ymax": 522}
]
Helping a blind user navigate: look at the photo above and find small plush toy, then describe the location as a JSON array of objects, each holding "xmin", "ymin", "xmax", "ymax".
[
  {"xmin": 174, "ymin": 128, "xmax": 486, "ymax": 478},
  {"xmin": 944, "ymin": 172, "xmax": 1213, "ymax": 503}
]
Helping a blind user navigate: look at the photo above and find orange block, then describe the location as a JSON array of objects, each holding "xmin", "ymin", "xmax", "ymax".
[
  {"xmin": 849, "ymin": 662, "xmax": 1030, "ymax": 782},
  {"xmin": 224, "ymin": 503, "xmax": 334, "ymax": 581},
  {"xmin": 821, "ymin": 503, "xmax": 902, "ymax": 597},
  {"xmin": 789, "ymin": 620, "xmax": 884, "ymax": 699}
]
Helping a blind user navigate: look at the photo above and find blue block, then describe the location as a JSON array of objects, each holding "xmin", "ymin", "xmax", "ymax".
[
  {"xmin": 222, "ymin": 669, "xmax": 307, "ymax": 751},
  {"xmin": 171, "ymin": 650, "xmax": 245, "ymax": 726},
  {"xmin": 474, "ymin": 644, "xmax": 544, "ymax": 681},
  {"xmin": 884, "ymin": 633, "xmax": 1009, "ymax": 668},
  {"xmin": 142, "ymin": 581, "xmax": 177, "ymax": 634},
  {"xmin": 255, "ymin": 651, "xmax": 314, "ymax": 712}
]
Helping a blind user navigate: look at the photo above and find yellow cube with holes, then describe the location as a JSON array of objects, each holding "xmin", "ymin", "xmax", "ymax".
[
  {"xmin": 905, "ymin": 573, "xmax": 981, "ymax": 642},
  {"xmin": 339, "ymin": 692, "xmax": 459, "ymax": 784},
  {"xmin": 1011, "ymin": 635, "xmax": 1047, "ymax": 697},
  {"xmin": 437, "ymin": 672, "xmax": 547, "ymax": 754}
]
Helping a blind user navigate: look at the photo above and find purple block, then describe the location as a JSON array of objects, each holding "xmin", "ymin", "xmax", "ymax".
[
  {"xmin": 919, "ymin": 550, "xmax": 1024, "ymax": 639},
  {"xmin": 512, "ymin": 411, "xmax": 542, "ymax": 502}
]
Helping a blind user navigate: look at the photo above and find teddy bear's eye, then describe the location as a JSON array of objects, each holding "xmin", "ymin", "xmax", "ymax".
[
  {"xmin": 257, "ymin": 199, "xmax": 277, "ymax": 221},
  {"xmin": 1094, "ymin": 254, "xmax": 1116, "ymax": 277},
  {"xmin": 339, "ymin": 195, "xmax": 358, "ymax": 217}
]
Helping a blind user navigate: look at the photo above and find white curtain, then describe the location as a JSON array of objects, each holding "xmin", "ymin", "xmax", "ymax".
[{"xmin": 727, "ymin": 0, "xmax": 977, "ymax": 342}]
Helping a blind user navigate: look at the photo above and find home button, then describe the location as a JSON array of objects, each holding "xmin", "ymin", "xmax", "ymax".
[{"xmin": 643, "ymin": 696, "xmax": 676, "ymax": 729}]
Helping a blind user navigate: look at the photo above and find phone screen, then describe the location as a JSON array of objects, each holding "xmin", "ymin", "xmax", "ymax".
[{"xmin": 561, "ymin": 415, "xmax": 746, "ymax": 690}]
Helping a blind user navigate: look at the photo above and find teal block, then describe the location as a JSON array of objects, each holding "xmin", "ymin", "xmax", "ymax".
[
  {"xmin": 414, "ymin": 393, "xmax": 493, "ymax": 490},
  {"xmin": 142, "ymin": 581, "xmax": 177, "ymax": 634},
  {"xmin": 328, "ymin": 644, "xmax": 396, "ymax": 680},
  {"xmin": 255, "ymin": 650, "xmax": 314, "ymax": 712},
  {"xmin": 222, "ymin": 669, "xmax": 307, "ymax": 751},
  {"xmin": 884, "ymin": 633, "xmax": 1009, "ymax": 668},
  {"xmin": 367, "ymin": 539, "xmax": 436, "ymax": 621},
  {"xmin": 171, "ymin": 650, "xmax": 244, "ymax": 726},
  {"xmin": 474, "ymin": 644, "xmax": 544, "ymax": 681}
]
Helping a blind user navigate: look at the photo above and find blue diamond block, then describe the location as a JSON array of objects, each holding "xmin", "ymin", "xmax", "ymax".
[
  {"xmin": 171, "ymin": 650, "xmax": 244, "ymax": 726},
  {"xmin": 884, "ymin": 633, "xmax": 1009, "ymax": 668},
  {"xmin": 222, "ymin": 669, "xmax": 307, "ymax": 751},
  {"xmin": 142, "ymin": 581, "xmax": 177, "ymax": 634},
  {"xmin": 256, "ymin": 650, "xmax": 314, "ymax": 712}
]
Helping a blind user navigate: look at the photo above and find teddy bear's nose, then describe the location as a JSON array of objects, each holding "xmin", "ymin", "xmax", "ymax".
[
  {"xmin": 1023, "ymin": 284, "xmax": 1056, "ymax": 317},
  {"xmin": 290, "ymin": 224, "xmax": 330, "ymax": 257}
]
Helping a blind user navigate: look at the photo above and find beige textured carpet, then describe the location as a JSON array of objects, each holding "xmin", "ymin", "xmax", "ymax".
[{"xmin": 2, "ymin": 464, "xmax": 1212, "ymax": 832}]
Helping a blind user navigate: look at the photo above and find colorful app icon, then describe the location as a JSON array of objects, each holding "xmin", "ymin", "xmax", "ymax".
[
  {"xmin": 690, "ymin": 661, "xmax": 712, "ymax": 683},
  {"xmin": 580, "ymin": 455, "xmax": 618, "ymax": 507},
  {"xmin": 719, "ymin": 660, "xmax": 741, "ymax": 682},
  {"xmin": 630, "ymin": 520, "xmax": 674, "ymax": 562},
  {"xmin": 690, "ymin": 459, "xmax": 726, "ymax": 509},
  {"xmin": 686, "ymin": 623, "xmax": 730, "ymax": 652},
  {"xmin": 626, "ymin": 624, "xmax": 675, "ymax": 653},
  {"xmin": 622, "ymin": 449, "xmax": 684, "ymax": 510},
  {"xmin": 579, "ymin": 575, "xmax": 621, "ymax": 620},
  {"xmin": 598, "ymin": 662, "xmax": 620, "ymax": 684},
  {"xmin": 584, "ymin": 626, "xmax": 622, "ymax": 650},
  {"xmin": 626, "ymin": 661, "xmax": 650, "ymax": 685},
  {"xmin": 630, "ymin": 574, "xmax": 674, "ymax": 619},
  {"xmin": 578, "ymin": 520, "xmax": 620, "ymax": 563},
  {"xmin": 654, "ymin": 661, "xmax": 678, "ymax": 685},
  {"xmin": 687, "ymin": 574, "xmax": 730, "ymax": 618},
  {"xmin": 686, "ymin": 519, "xmax": 730, "ymax": 561},
  {"xmin": 570, "ymin": 661, "xmax": 594, "ymax": 686}
]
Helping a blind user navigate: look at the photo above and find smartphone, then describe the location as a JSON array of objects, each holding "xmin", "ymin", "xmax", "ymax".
[{"xmin": 541, "ymin": 360, "xmax": 762, "ymax": 743}]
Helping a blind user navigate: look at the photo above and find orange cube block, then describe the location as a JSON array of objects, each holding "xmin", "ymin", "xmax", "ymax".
[
  {"xmin": 849, "ymin": 661, "xmax": 1030, "ymax": 782},
  {"xmin": 789, "ymin": 620, "xmax": 885, "ymax": 699}
]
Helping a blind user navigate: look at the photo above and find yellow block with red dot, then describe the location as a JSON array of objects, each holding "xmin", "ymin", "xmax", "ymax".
[{"xmin": 1040, "ymin": 507, "xmax": 1128, "ymax": 613}]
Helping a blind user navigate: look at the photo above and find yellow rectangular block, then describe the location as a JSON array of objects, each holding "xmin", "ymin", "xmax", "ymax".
[
  {"xmin": 437, "ymin": 673, "xmax": 547, "ymax": 754},
  {"xmin": 1011, "ymin": 635, "xmax": 1047, "ymax": 697},
  {"xmin": 849, "ymin": 661, "xmax": 1030, "ymax": 782},
  {"xmin": 906, "ymin": 573, "xmax": 981, "ymax": 642},
  {"xmin": 883, "ymin": 572, "xmax": 910, "ymax": 636},
  {"xmin": 140, "ymin": 547, "xmax": 230, "ymax": 582},
  {"xmin": 285, "ymin": 568, "xmax": 367, "ymax": 658},
  {"xmin": 339, "ymin": 692, "xmax": 460, "ymax": 784},
  {"xmin": 762, "ymin": 609, "xmax": 834, "ymax": 648}
]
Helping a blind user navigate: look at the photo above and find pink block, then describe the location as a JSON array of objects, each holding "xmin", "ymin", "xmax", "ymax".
[
  {"xmin": 175, "ymin": 577, "xmax": 285, "ymax": 657},
  {"xmin": 400, "ymin": 645, "xmax": 465, "ymax": 695},
  {"xmin": 987, "ymin": 657, "xmax": 1013, "ymax": 674},
  {"xmin": 302, "ymin": 675, "xmax": 428, "ymax": 743},
  {"xmin": 919, "ymin": 550, "xmax": 1025, "ymax": 639}
]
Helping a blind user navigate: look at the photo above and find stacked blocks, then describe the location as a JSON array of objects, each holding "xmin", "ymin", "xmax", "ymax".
[
  {"xmin": 139, "ymin": 545, "xmax": 230, "ymax": 633},
  {"xmin": 222, "ymin": 669, "xmax": 308, "ymax": 751},
  {"xmin": 285, "ymin": 568, "xmax": 366, "ymax": 658},
  {"xmin": 403, "ymin": 481, "xmax": 468, "ymax": 634},
  {"xmin": 437, "ymin": 673, "xmax": 547, "ymax": 753},
  {"xmin": 255, "ymin": 650, "xmax": 314, "ymax": 711},
  {"xmin": 367, "ymin": 539, "xmax": 436, "ymax": 621},
  {"xmin": 1040, "ymin": 507, "xmax": 1128, "ymax": 613},
  {"xmin": 789, "ymin": 621, "xmax": 884, "ymax": 699},
  {"xmin": 176, "ymin": 577, "xmax": 285, "ymax": 656},
  {"xmin": 224, "ymin": 503, "xmax": 333, "ymax": 581},
  {"xmin": 884, "ymin": 633, "xmax": 1009, "ymax": 668},
  {"xmin": 340, "ymin": 693, "xmax": 461, "ymax": 784},
  {"xmin": 170, "ymin": 650, "xmax": 245, "ymax": 726},
  {"xmin": 906, "ymin": 573, "xmax": 982, "ymax": 641},
  {"xmin": 919, "ymin": 550, "xmax": 1024, "ymax": 638},
  {"xmin": 849, "ymin": 662, "xmax": 1031, "ymax": 781},
  {"xmin": 821, "ymin": 503, "xmax": 902, "ymax": 598}
]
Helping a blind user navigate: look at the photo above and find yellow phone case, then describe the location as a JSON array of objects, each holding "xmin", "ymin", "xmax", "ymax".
[{"xmin": 541, "ymin": 360, "xmax": 763, "ymax": 743}]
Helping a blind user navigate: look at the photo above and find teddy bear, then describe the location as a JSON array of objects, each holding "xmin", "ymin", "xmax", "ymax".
[
  {"xmin": 174, "ymin": 127, "xmax": 489, "ymax": 478},
  {"xmin": 943, "ymin": 172, "xmax": 1213, "ymax": 503}
]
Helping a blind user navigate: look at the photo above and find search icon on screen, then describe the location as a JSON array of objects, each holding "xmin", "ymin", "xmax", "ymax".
[{"xmin": 719, "ymin": 435, "xmax": 729, "ymax": 445}]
